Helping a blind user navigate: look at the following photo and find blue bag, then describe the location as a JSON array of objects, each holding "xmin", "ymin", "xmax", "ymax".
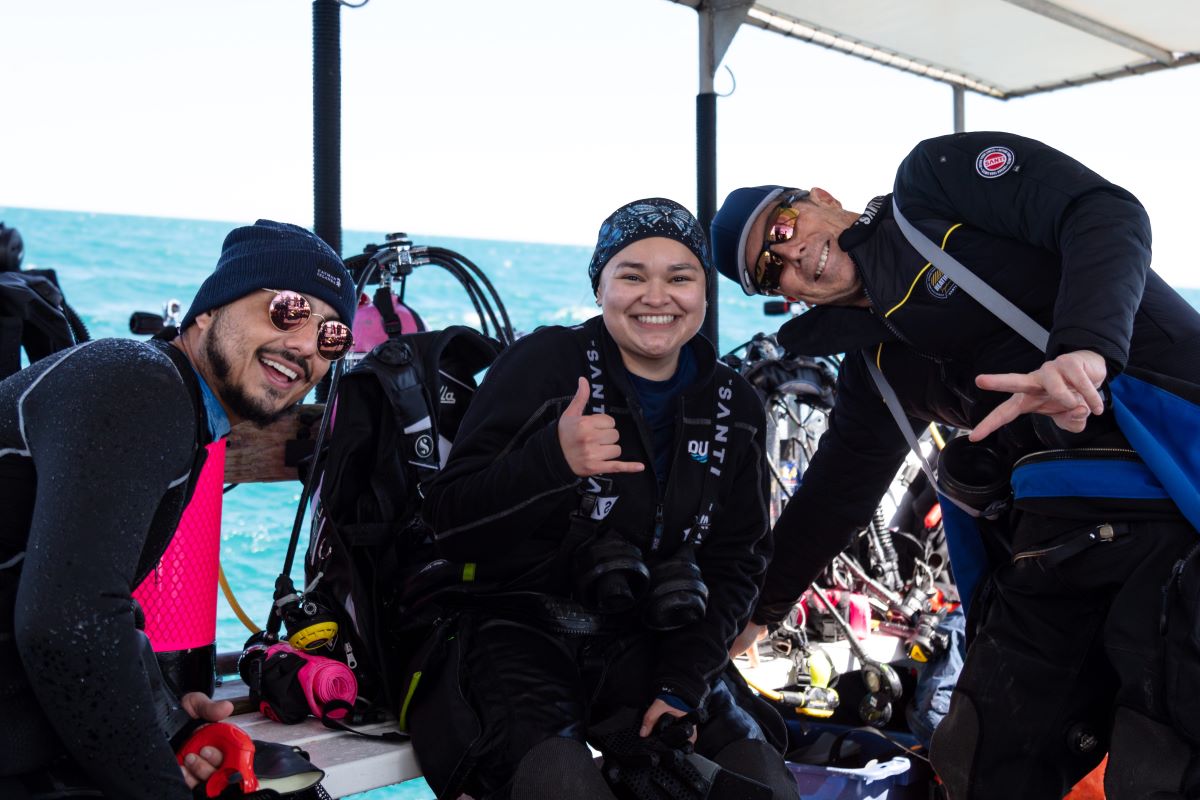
[{"xmin": 1109, "ymin": 368, "xmax": 1200, "ymax": 533}]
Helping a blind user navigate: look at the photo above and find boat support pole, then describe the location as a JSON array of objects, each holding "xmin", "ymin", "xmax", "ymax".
[
  {"xmin": 695, "ymin": 2, "xmax": 751, "ymax": 345},
  {"xmin": 313, "ymin": 0, "xmax": 342, "ymax": 255},
  {"xmin": 952, "ymin": 84, "xmax": 965, "ymax": 133}
]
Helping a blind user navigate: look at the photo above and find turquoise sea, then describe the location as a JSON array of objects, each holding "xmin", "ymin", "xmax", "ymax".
[{"xmin": 5, "ymin": 205, "xmax": 1200, "ymax": 799}]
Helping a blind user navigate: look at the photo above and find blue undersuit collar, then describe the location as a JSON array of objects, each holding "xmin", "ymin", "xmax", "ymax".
[{"xmin": 190, "ymin": 365, "xmax": 231, "ymax": 440}]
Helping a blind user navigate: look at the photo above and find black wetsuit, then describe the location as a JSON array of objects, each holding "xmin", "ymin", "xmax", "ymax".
[
  {"xmin": 755, "ymin": 132, "xmax": 1200, "ymax": 798},
  {"xmin": 0, "ymin": 338, "xmax": 205, "ymax": 800},
  {"xmin": 411, "ymin": 316, "xmax": 797, "ymax": 799}
]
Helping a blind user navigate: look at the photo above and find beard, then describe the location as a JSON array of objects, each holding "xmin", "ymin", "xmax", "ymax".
[{"xmin": 203, "ymin": 313, "xmax": 300, "ymax": 427}]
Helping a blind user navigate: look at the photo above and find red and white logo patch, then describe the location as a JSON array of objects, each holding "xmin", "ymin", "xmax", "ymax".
[{"xmin": 975, "ymin": 146, "xmax": 1015, "ymax": 179}]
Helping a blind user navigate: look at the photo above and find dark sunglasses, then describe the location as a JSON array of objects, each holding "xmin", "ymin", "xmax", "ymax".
[
  {"xmin": 753, "ymin": 191, "xmax": 810, "ymax": 294},
  {"xmin": 261, "ymin": 289, "xmax": 354, "ymax": 361}
]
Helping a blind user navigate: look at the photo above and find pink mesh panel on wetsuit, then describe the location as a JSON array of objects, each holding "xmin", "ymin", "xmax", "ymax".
[{"xmin": 133, "ymin": 438, "xmax": 225, "ymax": 651}]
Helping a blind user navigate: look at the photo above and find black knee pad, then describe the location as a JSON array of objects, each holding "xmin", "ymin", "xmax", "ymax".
[
  {"xmin": 510, "ymin": 737, "xmax": 614, "ymax": 800},
  {"xmin": 711, "ymin": 739, "xmax": 799, "ymax": 800},
  {"xmin": 1106, "ymin": 707, "xmax": 1190, "ymax": 800}
]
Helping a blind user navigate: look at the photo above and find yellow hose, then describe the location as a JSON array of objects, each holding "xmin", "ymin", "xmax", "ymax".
[
  {"xmin": 742, "ymin": 674, "xmax": 837, "ymax": 719},
  {"xmin": 742, "ymin": 676, "xmax": 784, "ymax": 702},
  {"xmin": 928, "ymin": 423, "xmax": 946, "ymax": 450},
  {"xmin": 218, "ymin": 562, "xmax": 261, "ymax": 634}
]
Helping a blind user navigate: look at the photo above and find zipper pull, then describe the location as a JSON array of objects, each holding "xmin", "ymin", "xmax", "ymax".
[
  {"xmin": 1097, "ymin": 523, "xmax": 1114, "ymax": 542},
  {"xmin": 651, "ymin": 504, "xmax": 664, "ymax": 552}
]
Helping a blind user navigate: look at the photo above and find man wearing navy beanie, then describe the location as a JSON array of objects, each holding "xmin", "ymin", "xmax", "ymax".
[
  {"xmin": 176, "ymin": 219, "xmax": 357, "ymax": 427},
  {"xmin": 0, "ymin": 220, "xmax": 354, "ymax": 799}
]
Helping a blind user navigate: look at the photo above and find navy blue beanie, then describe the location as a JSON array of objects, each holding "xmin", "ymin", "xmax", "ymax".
[
  {"xmin": 588, "ymin": 198, "xmax": 713, "ymax": 290},
  {"xmin": 180, "ymin": 220, "xmax": 356, "ymax": 329},
  {"xmin": 710, "ymin": 185, "xmax": 796, "ymax": 296}
]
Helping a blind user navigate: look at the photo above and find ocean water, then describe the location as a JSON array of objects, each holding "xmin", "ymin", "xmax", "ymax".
[
  {"xmin": 6, "ymin": 205, "xmax": 1200, "ymax": 799},
  {"xmin": 0, "ymin": 205, "xmax": 791, "ymax": 799}
]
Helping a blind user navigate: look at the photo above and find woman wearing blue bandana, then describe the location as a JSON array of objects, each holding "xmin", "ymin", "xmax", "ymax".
[{"xmin": 406, "ymin": 199, "xmax": 797, "ymax": 800}]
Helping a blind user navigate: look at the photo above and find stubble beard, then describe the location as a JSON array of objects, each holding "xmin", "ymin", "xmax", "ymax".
[{"xmin": 204, "ymin": 314, "xmax": 294, "ymax": 427}]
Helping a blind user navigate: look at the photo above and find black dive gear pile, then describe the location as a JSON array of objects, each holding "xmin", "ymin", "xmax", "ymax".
[{"xmin": 0, "ymin": 223, "xmax": 88, "ymax": 380}]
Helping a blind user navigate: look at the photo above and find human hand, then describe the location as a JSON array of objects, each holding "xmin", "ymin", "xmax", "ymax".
[
  {"xmin": 178, "ymin": 693, "xmax": 235, "ymax": 789},
  {"xmin": 729, "ymin": 621, "xmax": 768, "ymax": 659},
  {"xmin": 639, "ymin": 698, "xmax": 696, "ymax": 743},
  {"xmin": 970, "ymin": 350, "xmax": 1107, "ymax": 441},
  {"xmin": 558, "ymin": 376, "xmax": 645, "ymax": 477}
]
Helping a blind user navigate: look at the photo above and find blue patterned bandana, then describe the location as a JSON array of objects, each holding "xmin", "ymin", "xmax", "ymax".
[{"xmin": 588, "ymin": 198, "xmax": 713, "ymax": 290}]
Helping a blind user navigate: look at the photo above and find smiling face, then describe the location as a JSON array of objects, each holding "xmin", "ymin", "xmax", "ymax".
[
  {"xmin": 743, "ymin": 187, "xmax": 865, "ymax": 306},
  {"xmin": 187, "ymin": 290, "xmax": 335, "ymax": 426},
  {"xmin": 596, "ymin": 237, "xmax": 706, "ymax": 381}
]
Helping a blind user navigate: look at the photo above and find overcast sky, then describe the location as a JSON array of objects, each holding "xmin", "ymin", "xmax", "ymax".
[{"xmin": 4, "ymin": 0, "xmax": 1199, "ymax": 286}]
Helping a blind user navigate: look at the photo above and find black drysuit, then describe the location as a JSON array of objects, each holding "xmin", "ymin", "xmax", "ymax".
[
  {"xmin": 0, "ymin": 338, "xmax": 206, "ymax": 800},
  {"xmin": 756, "ymin": 132, "xmax": 1200, "ymax": 798},
  {"xmin": 413, "ymin": 316, "xmax": 792, "ymax": 799}
]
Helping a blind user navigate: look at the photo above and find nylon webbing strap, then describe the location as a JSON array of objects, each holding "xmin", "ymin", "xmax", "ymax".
[
  {"xmin": 864, "ymin": 358, "xmax": 976, "ymax": 518},
  {"xmin": 891, "ymin": 198, "xmax": 1050, "ymax": 353},
  {"xmin": 876, "ymin": 196, "xmax": 1063, "ymax": 519}
]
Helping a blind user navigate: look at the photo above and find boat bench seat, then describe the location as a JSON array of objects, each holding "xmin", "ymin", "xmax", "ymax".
[
  {"xmin": 215, "ymin": 680, "xmax": 423, "ymax": 799},
  {"xmin": 231, "ymin": 710, "xmax": 421, "ymax": 798}
]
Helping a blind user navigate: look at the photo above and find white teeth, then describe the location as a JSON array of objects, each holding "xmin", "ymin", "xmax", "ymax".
[
  {"xmin": 261, "ymin": 357, "xmax": 298, "ymax": 381},
  {"xmin": 637, "ymin": 315, "xmax": 675, "ymax": 325},
  {"xmin": 815, "ymin": 242, "xmax": 829, "ymax": 280}
]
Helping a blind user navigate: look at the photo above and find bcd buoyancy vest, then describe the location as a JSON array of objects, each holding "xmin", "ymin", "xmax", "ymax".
[{"xmin": 301, "ymin": 326, "xmax": 502, "ymax": 709}]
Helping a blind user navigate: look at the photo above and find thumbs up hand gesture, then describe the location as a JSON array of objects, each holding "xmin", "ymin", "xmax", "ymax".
[{"xmin": 558, "ymin": 377, "xmax": 645, "ymax": 477}]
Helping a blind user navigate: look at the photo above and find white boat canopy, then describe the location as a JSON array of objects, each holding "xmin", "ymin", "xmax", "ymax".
[{"xmin": 669, "ymin": 0, "xmax": 1200, "ymax": 99}]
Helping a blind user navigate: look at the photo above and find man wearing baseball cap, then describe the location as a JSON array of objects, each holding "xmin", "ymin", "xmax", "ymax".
[
  {"xmin": 0, "ymin": 220, "xmax": 355, "ymax": 798},
  {"xmin": 711, "ymin": 132, "xmax": 1200, "ymax": 798}
]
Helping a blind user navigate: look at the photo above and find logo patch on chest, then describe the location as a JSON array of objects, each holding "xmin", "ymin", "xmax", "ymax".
[
  {"xmin": 975, "ymin": 146, "xmax": 1015, "ymax": 179},
  {"xmin": 687, "ymin": 440, "xmax": 709, "ymax": 463},
  {"xmin": 925, "ymin": 267, "xmax": 958, "ymax": 299}
]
